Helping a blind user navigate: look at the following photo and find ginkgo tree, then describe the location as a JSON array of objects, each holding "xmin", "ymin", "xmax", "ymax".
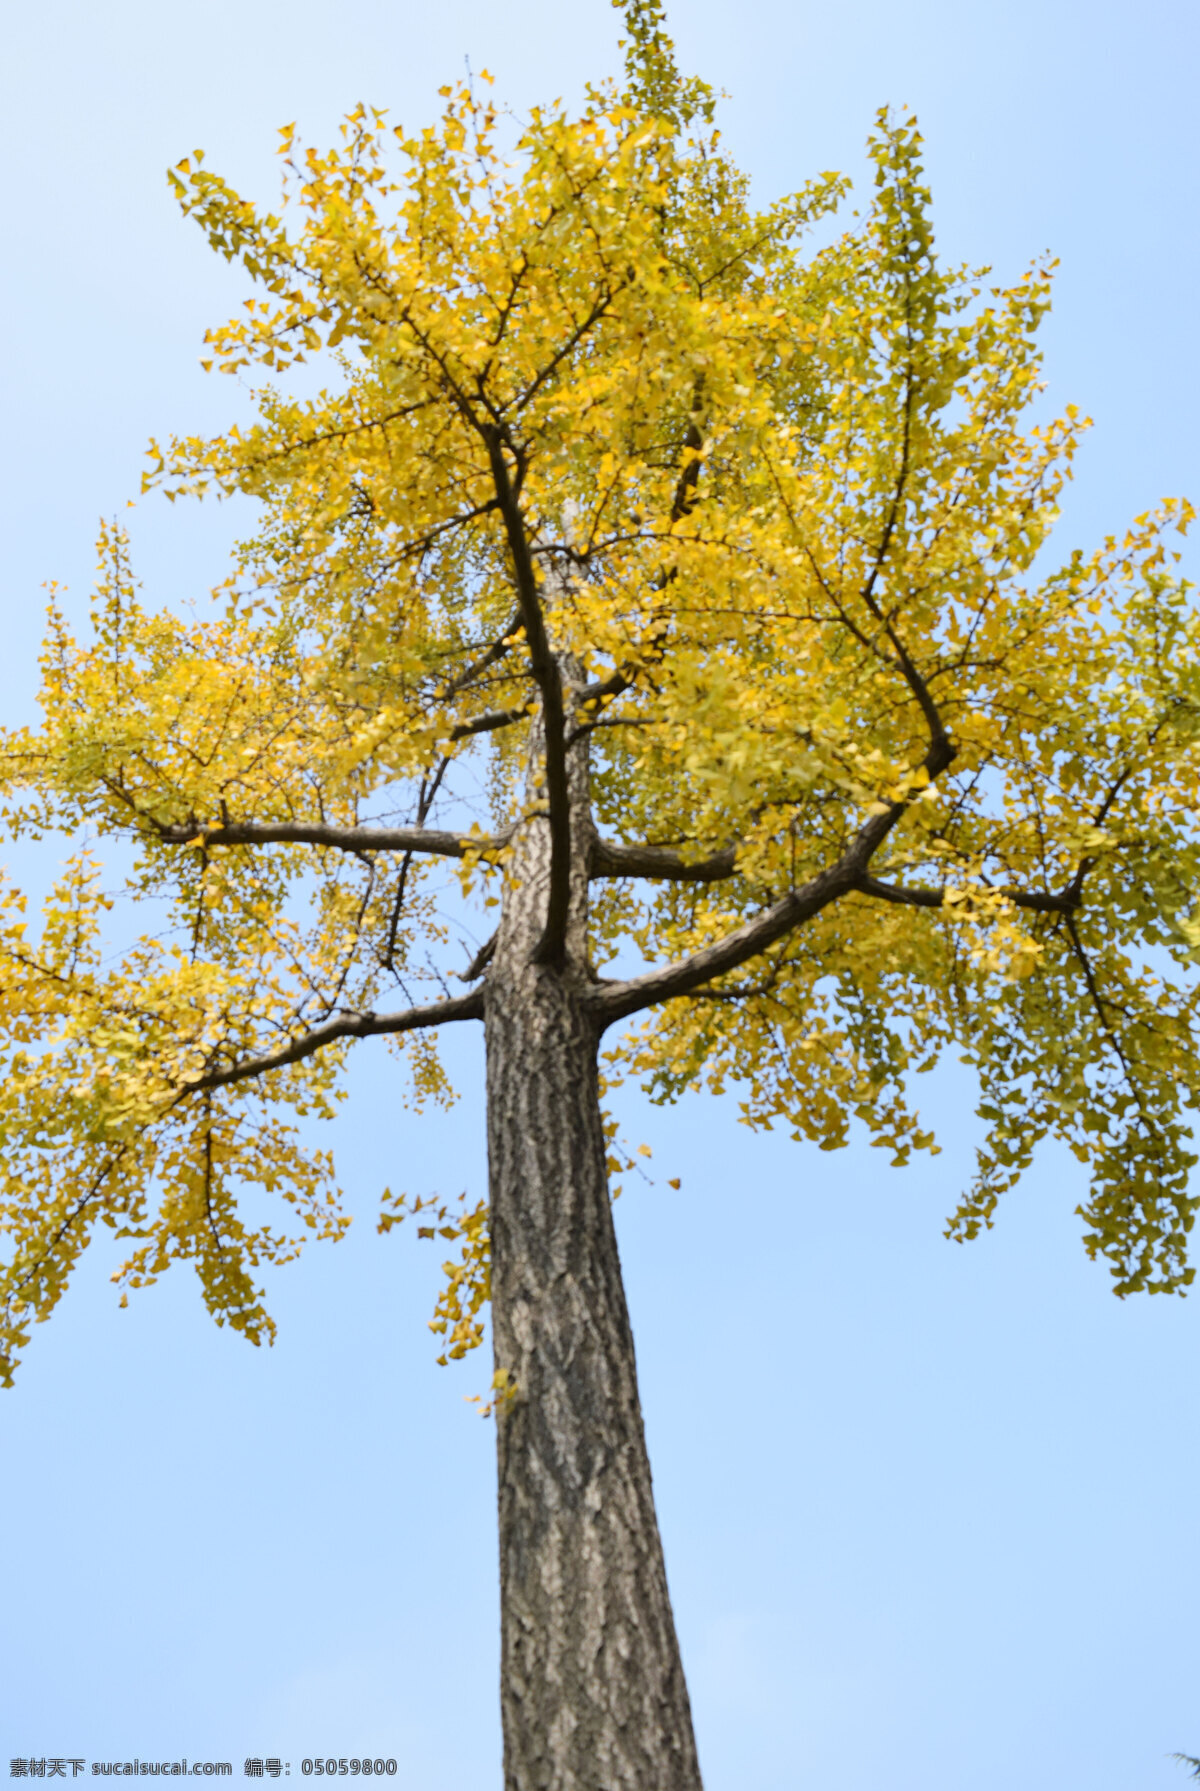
[{"xmin": 3, "ymin": 1, "xmax": 1199, "ymax": 1785}]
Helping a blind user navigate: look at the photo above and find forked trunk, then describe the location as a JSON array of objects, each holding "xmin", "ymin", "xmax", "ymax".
[{"xmin": 484, "ymin": 667, "xmax": 703, "ymax": 1790}]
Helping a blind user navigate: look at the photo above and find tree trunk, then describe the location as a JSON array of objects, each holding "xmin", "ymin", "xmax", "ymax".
[{"xmin": 483, "ymin": 666, "xmax": 703, "ymax": 1791}]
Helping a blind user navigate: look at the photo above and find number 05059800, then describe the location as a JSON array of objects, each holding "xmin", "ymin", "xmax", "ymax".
[{"xmin": 300, "ymin": 1763, "xmax": 396, "ymax": 1777}]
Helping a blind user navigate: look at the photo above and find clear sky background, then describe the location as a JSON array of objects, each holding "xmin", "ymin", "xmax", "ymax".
[{"xmin": 2, "ymin": 2, "xmax": 1198, "ymax": 1787}]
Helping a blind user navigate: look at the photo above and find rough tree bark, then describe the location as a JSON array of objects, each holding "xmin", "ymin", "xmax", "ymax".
[{"xmin": 484, "ymin": 659, "xmax": 704, "ymax": 1791}]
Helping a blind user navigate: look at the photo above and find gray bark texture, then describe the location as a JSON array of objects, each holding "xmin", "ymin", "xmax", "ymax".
[{"xmin": 484, "ymin": 662, "xmax": 704, "ymax": 1791}]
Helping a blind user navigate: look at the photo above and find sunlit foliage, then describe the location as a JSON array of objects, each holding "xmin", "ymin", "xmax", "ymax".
[{"xmin": 1, "ymin": 0, "xmax": 1196, "ymax": 1385}]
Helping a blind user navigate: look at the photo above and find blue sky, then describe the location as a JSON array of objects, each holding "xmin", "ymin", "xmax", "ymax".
[{"xmin": 1, "ymin": 2, "xmax": 1198, "ymax": 1787}]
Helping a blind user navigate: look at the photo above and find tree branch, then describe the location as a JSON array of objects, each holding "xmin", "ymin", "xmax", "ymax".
[
  {"xmin": 588, "ymin": 753, "xmax": 955, "ymax": 1027},
  {"xmin": 670, "ymin": 385, "xmax": 706, "ymax": 525},
  {"xmin": 587, "ymin": 859, "xmax": 856, "ymax": 1026},
  {"xmin": 1063, "ymin": 914, "xmax": 1151, "ymax": 1126},
  {"xmin": 853, "ymin": 352, "xmax": 952, "ymax": 767},
  {"xmin": 482, "ymin": 426, "xmax": 572, "ymax": 965},
  {"xmin": 579, "ymin": 667, "xmax": 633, "ymax": 708},
  {"xmin": 189, "ymin": 988, "xmax": 485, "ymax": 1094},
  {"xmin": 449, "ymin": 702, "xmax": 534, "ymax": 742},
  {"xmin": 851, "ymin": 872, "xmax": 1082, "ymax": 917},
  {"xmin": 458, "ymin": 931, "xmax": 498, "ymax": 982},
  {"xmin": 439, "ymin": 609, "xmax": 524, "ymax": 701},
  {"xmin": 1, "ymin": 1143, "xmax": 132, "ymax": 1311},
  {"xmin": 590, "ymin": 837, "xmax": 738, "ymax": 882},
  {"xmin": 155, "ymin": 821, "xmax": 513, "ymax": 858},
  {"xmin": 383, "ymin": 756, "xmax": 450, "ymax": 974}
]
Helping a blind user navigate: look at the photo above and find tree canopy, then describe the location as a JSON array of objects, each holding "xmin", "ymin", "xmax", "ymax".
[{"xmin": 2, "ymin": 0, "xmax": 1197, "ymax": 1393}]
